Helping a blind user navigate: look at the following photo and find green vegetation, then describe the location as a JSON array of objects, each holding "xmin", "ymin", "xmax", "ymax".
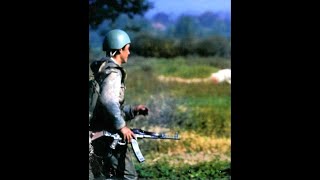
[
  {"xmin": 132, "ymin": 33, "xmax": 230, "ymax": 58},
  {"xmin": 89, "ymin": 0, "xmax": 153, "ymax": 28},
  {"xmin": 89, "ymin": 56, "xmax": 231, "ymax": 179},
  {"xmin": 125, "ymin": 56, "xmax": 231, "ymax": 178},
  {"xmin": 125, "ymin": 56, "xmax": 231, "ymax": 137},
  {"xmin": 89, "ymin": 12, "xmax": 231, "ymax": 59},
  {"xmin": 135, "ymin": 159, "xmax": 230, "ymax": 179},
  {"xmin": 89, "ymin": 1, "xmax": 231, "ymax": 178},
  {"xmin": 137, "ymin": 56, "xmax": 221, "ymax": 78}
]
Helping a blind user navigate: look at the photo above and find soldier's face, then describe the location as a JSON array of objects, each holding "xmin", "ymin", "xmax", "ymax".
[{"xmin": 120, "ymin": 44, "xmax": 130, "ymax": 64}]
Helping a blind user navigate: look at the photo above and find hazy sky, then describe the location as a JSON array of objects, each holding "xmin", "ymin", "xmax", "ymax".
[{"xmin": 145, "ymin": 0, "xmax": 231, "ymax": 18}]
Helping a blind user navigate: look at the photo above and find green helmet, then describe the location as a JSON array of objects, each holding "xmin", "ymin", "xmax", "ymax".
[{"xmin": 103, "ymin": 29, "xmax": 131, "ymax": 51}]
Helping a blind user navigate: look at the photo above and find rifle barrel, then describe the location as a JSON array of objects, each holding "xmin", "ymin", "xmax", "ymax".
[{"xmin": 136, "ymin": 133, "xmax": 180, "ymax": 140}]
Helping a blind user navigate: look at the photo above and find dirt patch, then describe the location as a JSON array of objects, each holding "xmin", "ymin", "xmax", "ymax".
[{"xmin": 157, "ymin": 75, "xmax": 212, "ymax": 84}]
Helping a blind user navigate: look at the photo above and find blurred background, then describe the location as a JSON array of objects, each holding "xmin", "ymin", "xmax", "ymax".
[{"xmin": 89, "ymin": 0, "xmax": 231, "ymax": 179}]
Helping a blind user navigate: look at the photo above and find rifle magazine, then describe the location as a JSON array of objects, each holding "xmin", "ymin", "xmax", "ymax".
[{"xmin": 131, "ymin": 139, "xmax": 145, "ymax": 163}]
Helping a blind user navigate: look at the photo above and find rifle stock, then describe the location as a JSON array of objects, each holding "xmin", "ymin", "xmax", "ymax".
[{"xmin": 90, "ymin": 131, "xmax": 104, "ymax": 141}]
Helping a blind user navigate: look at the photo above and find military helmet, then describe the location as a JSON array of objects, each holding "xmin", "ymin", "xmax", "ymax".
[{"xmin": 103, "ymin": 29, "xmax": 131, "ymax": 51}]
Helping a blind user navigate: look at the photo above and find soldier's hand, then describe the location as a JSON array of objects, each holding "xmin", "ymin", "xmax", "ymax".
[
  {"xmin": 134, "ymin": 105, "xmax": 149, "ymax": 116},
  {"xmin": 120, "ymin": 126, "xmax": 136, "ymax": 143}
]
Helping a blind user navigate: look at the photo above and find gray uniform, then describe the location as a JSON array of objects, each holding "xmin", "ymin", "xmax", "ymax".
[{"xmin": 90, "ymin": 57, "xmax": 138, "ymax": 180}]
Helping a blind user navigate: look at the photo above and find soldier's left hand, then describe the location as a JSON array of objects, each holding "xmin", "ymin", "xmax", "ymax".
[{"xmin": 134, "ymin": 105, "xmax": 149, "ymax": 116}]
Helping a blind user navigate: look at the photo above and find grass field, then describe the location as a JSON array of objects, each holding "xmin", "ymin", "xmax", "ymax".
[{"xmin": 89, "ymin": 55, "xmax": 231, "ymax": 179}]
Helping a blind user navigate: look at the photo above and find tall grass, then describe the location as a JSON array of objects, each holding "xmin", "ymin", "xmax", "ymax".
[
  {"xmin": 136, "ymin": 130, "xmax": 231, "ymax": 162},
  {"xmin": 125, "ymin": 56, "xmax": 231, "ymax": 178},
  {"xmin": 125, "ymin": 56, "xmax": 231, "ymax": 137},
  {"xmin": 126, "ymin": 56, "xmax": 230, "ymax": 78},
  {"xmin": 89, "ymin": 55, "xmax": 231, "ymax": 179},
  {"xmin": 135, "ymin": 158, "xmax": 231, "ymax": 179}
]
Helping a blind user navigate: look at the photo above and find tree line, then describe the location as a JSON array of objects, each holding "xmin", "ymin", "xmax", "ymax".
[{"xmin": 89, "ymin": 0, "xmax": 231, "ymax": 58}]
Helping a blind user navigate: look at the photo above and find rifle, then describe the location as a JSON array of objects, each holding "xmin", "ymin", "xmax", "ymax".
[{"xmin": 90, "ymin": 128, "xmax": 180, "ymax": 163}]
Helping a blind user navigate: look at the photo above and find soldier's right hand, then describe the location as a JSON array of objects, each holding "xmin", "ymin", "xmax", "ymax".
[{"xmin": 120, "ymin": 126, "xmax": 136, "ymax": 143}]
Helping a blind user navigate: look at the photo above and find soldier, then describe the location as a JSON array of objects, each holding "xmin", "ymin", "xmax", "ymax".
[{"xmin": 89, "ymin": 29, "xmax": 149, "ymax": 180}]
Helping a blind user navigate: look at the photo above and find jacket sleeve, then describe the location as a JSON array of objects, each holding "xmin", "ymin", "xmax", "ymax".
[
  {"xmin": 122, "ymin": 105, "xmax": 135, "ymax": 121},
  {"xmin": 99, "ymin": 70, "xmax": 126, "ymax": 130}
]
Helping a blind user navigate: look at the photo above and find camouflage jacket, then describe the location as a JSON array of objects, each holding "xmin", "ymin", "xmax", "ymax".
[{"xmin": 90, "ymin": 57, "xmax": 136, "ymax": 132}]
